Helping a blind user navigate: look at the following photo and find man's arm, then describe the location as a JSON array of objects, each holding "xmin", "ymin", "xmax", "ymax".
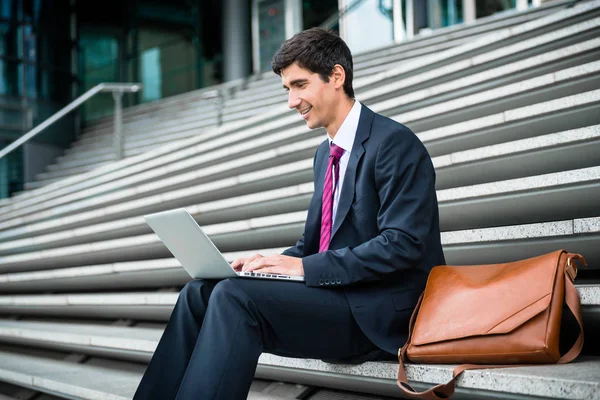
[
  {"xmin": 281, "ymin": 236, "xmax": 305, "ymax": 258},
  {"xmin": 302, "ymin": 126, "xmax": 439, "ymax": 287}
]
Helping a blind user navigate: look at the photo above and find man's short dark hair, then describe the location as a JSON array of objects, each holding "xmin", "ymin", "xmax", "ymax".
[{"xmin": 272, "ymin": 27, "xmax": 354, "ymax": 98}]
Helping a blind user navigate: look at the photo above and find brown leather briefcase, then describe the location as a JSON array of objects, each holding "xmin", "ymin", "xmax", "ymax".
[{"xmin": 396, "ymin": 250, "xmax": 586, "ymax": 400}]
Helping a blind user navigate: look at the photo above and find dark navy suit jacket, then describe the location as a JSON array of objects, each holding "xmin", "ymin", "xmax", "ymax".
[{"xmin": 282, "ymin": 104, "xmax": 445, "ymax": 355}]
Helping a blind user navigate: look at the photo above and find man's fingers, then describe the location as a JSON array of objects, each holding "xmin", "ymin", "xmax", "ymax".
[
  {"xmin": 243, "ymin": 257, "xmax": 275, "ymax": 272},
  {"xmin": 244, "ymin": 253, "xmax": 263, "ymax": 265},
  {"xmin": 231, "ymin": 258, "xmax": 246, "ymax": 270}
]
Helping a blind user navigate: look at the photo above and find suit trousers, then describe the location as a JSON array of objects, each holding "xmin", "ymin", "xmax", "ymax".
[{"xmin": 132, "ymin": 277, "xmax": 384, "ymax": 400}]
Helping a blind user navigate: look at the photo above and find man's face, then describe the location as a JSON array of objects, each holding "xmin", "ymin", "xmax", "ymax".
[{"xmin": 281, "ymin": 62, "xmax": 336, "ymax": 130}]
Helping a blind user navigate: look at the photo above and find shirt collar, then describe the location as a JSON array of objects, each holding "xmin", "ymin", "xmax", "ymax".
[{"xmin": 327, "ymin": 100, "xmax": 362, "ymax": 152}]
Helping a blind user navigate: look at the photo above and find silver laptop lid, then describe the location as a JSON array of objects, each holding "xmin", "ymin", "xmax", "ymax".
[{"xmin": 144, "ymin": 208, "xmax": 238, "ymax": 280}]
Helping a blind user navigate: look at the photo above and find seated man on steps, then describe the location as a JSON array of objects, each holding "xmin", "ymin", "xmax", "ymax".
[{"xmin": 133, "ymin": 27, "xmax": 445, "ymax": 400}]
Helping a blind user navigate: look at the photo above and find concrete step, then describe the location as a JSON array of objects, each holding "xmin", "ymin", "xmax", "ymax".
[
  {"xmin": 0, "ymin": 213, "xmax": 598, "ymax": 274},
  {"xmin": 1, "ymin": 345, "xmax": 598, "ymax": 400},
  {"xmin": 71, "ymin": 106, "xmax": 219, "ymax": 148},
  {"xmin": 0, "ymin": 248, "xmax": 287, "ymax": 293},
  {"xmin": 72, "ymin": 113, "xmax": 219, "ymax": 151},
  {"xmin": 368, "ymin": 27, "xmax": 600, "ymax": 109},
  {"xmin": 4, "ymin": 68, "xmax": 599, "ymax": 232},
  {"xmin": 0, "ymin": 138, "xmax": 321, "ymax": 228},
  {"xmin": 82, "ymin": 100, "xmax": 218, "ymax": 135},
  {"xmin": 50, "ymin": 153, "xmax": 114, "ymax": 170},
  {"xmin": 3, "ymin": 125, "xmax": 596, "ymax": 240},
  {"xmin": 0, "ymin": 350, "xmax": 142, "ymax": 400},
  {"xmin": 0, "ymin": 320, "xmax": 598, "ymax": 399},
  {"xmin": 386, "ymin": 60, "xmax": 600, "ymax": 134},
  {"xmin": 433, "ymin": 124, "xmax": 600, "ymax": 189},
  {"xmin": 1, "ymin": 164, "xmax": 598, "ymax": 255},
  {"xmin": 0, "ymin": 283, "xmax": 596, "ymax": 321},
  {"xmin": 81, "ymin": 94, "xmax": 220, "ymax": 137}
]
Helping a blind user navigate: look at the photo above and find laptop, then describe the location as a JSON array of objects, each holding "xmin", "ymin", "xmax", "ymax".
[{"xmin": 144, "ymin": 208, "xmax": 305, "ymax": 282}]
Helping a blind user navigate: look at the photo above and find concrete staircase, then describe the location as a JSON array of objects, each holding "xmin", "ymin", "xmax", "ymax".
[
  {"xmin": 0, "ymin": 0, "xmax": 599, "ymax": 399},
  {"xmin": 19, "ymin": 0, "xmax": 569, "ymax": 191}
]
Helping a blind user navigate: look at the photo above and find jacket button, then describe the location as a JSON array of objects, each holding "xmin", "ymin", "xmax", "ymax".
[
  {"xmin": 336, "ymin": 279, "xmax": 342, "ymax": 284},
  {"xmin": 319, "ymin": 279, "xmax": 324, "ymax": 286},
  {"xmin": 324, "ymin": 279, "xmax": 330, "ymax": 285}
]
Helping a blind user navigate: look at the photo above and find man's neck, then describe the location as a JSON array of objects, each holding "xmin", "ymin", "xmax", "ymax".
[{"xmin": 326, "ymin": 98, "xmax": 356, "ymax": 140}]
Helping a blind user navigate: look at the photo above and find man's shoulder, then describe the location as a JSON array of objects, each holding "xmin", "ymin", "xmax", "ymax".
[{"xmin": 368, "ymin": 110, "xmax": 422, "ymax": 149}]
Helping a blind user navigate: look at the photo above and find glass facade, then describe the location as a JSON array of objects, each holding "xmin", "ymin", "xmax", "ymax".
[
  {"xmin": 0, "ymin": 0, "xmax": 74, "ymax": 197},
  {"xmin": 257, "ymin": 0, "xmax": 287, "ymax": 73},
  {"xmin": 0, "ymin": 0, "xmax": 224, "ymax": 198},
  {"xmin": 76, "ymin": 1, "xmax": 222, "ymax": 121},
  {"xmin": 341, "ymin": 0, "xmax": 395, "ymax": 54}
]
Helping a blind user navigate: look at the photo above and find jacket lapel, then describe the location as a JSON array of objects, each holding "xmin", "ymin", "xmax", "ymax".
[
  {"xmin": 304, "ymin": 140, "xmax": 330, "ymax": 253},
  {"xmin": 331, "ymin": 105, "xmax": 374, "ymax": 239}
]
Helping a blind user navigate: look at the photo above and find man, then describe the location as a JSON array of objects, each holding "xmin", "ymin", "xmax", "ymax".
[{"xmin": 133, "ymin": 27, "xmax": 445, "ymax": 400}]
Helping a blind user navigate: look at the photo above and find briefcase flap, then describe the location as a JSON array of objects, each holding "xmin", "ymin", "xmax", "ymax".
[{"xmin": 411, "ymin": 251, "xmax": 563, "ymax": 346}]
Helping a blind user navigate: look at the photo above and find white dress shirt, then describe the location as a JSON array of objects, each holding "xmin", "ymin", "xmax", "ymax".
[{"xmin": 327, "ymin": 100, "xmax": 362, "ymax": 224}]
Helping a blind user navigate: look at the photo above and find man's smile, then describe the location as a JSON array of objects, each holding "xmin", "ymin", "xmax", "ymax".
[{"xmin": 299, "ymin": 106, "xmax": 312, "ymax": 115}]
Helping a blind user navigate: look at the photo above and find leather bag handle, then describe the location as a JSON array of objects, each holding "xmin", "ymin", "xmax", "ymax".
[{"xmin": 396, "ymin": 257, "xmax": 585, "ymax": 400}]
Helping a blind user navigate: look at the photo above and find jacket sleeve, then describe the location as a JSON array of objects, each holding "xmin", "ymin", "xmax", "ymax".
[
  {"xmin": 301, "ymin": 127, "xmax": 438, "ymax": 287},
  {"xmin": 281, "ymin": 236, "xmax": 305, "ymax": 258}
]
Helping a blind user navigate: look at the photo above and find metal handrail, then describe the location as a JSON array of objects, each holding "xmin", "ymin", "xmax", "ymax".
[{"xmin": 0, "ymin": 82, "xmax": 142, "ymax": 161}]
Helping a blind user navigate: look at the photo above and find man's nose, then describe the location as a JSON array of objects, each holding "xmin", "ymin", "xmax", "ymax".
[{"xmin": 288, "ymin": 91, "xmax": 301, "ymax": 109}]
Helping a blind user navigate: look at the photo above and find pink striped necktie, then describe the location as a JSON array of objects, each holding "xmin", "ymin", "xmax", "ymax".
[{"xmin": 319, "ymin": 143, "xmax": 344, "ymax": 252}]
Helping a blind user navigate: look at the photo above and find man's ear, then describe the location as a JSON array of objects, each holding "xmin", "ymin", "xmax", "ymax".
[{"xmin": 331, "ymin": 64, "xmax": 346, "ymax": 90}]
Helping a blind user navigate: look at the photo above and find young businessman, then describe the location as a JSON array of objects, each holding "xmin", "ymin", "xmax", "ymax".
[{"xmin": 133, "ymin": 27, "xmax": 445, "ymax": 400}]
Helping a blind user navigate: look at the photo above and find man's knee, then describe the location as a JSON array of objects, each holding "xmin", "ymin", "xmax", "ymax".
[
  {"xmin": 209, "ymin": 279, "xmax": 253, "ymax": 311},
  {"xmin": 178, "ymin": 279, "xmax": 214, "ymax": 309},
  {"xmin": 209, "ymin": 278, "xmax": 236, "ymax": 301}
]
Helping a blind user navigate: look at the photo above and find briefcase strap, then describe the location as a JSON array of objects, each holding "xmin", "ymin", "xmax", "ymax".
[{"xmin": 396, "ymin": 265, "xmax": 585, "ymax": 400}]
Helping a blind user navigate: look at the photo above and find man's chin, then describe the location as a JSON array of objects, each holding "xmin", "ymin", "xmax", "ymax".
[{"xmin": 304, "ymin": 119, "xmax": 320, "ymax": 130}]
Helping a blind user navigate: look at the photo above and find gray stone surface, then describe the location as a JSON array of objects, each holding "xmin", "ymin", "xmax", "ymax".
[
  {"xmin": 258, "ymin": 354, "xmax": 600, "ymax": 399},
  {"xmin": 371, "ymin": 30, "xmax": 600, "ymax": 118},
  {"xmin": 0, "ymin": 351, "xmax": 140, "ymax": 400},
  {"xmin": 1, "ymin": 214, "xmax": 598, "ymax": 269},
  {"xmin": 473, "ymin": 14, "xmax": 600, "ymax": 65},
  {"xmin": 441, "ymin": 220, "xmax": 574, "ymax": 245},
  {"xmin": 418, "ymin": 89, "xmax": 600, "ymax": 143},
  {"xmin": 574, "ymin": 217, "xmax": 600, "ymax": 234},
  {"xmin": 0, "ymin": 211, "xmax": 306, "ymax": 266},
  {"xmin": 578, "ymin": 285, "xmax": 600, "ymax": 306},
  {"xmin": 505, "ymin": 88, "xmax": 600, "ymax": 122},
  {"xmin": 0, "ymin": 134, "xmax": 316, "ymax": 231},
  {"xmin": 437, "ymin": 166, "xmax": 600, "ymax": 201},
  {"xmin": 393, "ymin": 60, "xmax": 599, "ymax": 125},
  {"xmin": 0, "ymin": 283, "xmax": 596, "ymax": 310},
  {"xmin": 1, "ymin": 326, "xmax": 598, "ymax": 400},
  {"xmin": 433, "ymin": 125, "xmax": 600, "ymax": 168}
]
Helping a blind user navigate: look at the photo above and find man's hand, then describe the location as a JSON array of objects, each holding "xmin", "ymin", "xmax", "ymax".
[
  {"xmin": 231, "ymin": 253, "xmax": 264, "ymax": 272},
  {"xmin": 242, "ymin": 255, "xmax": 304, "ymax": 277}
]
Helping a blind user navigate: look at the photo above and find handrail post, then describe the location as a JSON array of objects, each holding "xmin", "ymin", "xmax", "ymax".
[
  {"xmin": 113, "ymin": 91, "xmax": 124, "ymax": 160},
  {"xmin": 217, "ymin": 89, "xmax": 224, "ymax": 127}
]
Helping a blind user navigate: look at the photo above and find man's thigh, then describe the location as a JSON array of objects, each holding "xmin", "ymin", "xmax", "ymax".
[{"xmin": 223, "ymin": 277, "xmax": 378, "ymax": 360}]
